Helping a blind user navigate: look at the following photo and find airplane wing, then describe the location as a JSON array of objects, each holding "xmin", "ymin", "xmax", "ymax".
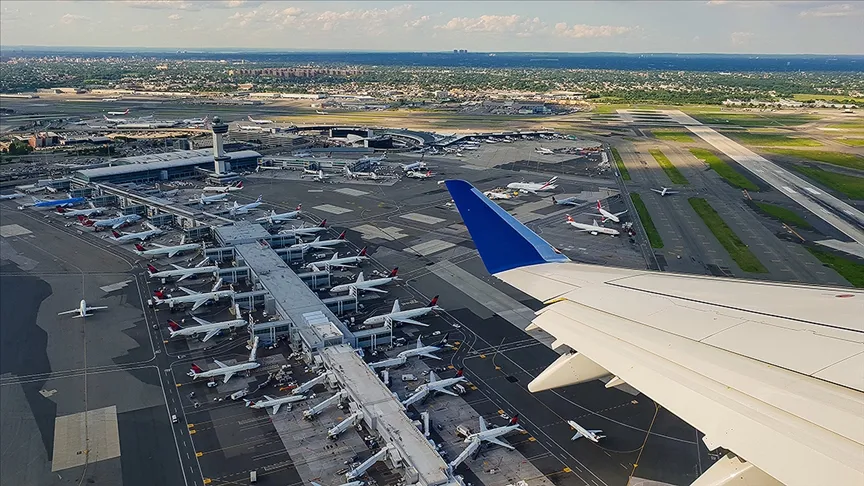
[
  {"xmin": 151, "ymin": 243, "xmax": 167, "ymax": 248},
  {"xmin": 170, "ymin": 263, "xmax": 187, "ymax": 271},
  {"xmin": 201, "ymin": 329, "xmax": 221, "ymax": 342},
  {"xmin": 222, "ymin": 371, "xmax": 234, "ymax": 383},
  {"xmin": 167, "ymin": 249, "xmax": 181, "ymax": 258},
  {"xmin": 436, "ymin": 388, "xmax": 459, "ymax": 397},
  {"xmin": 483, "ymin": 436, "xmax": 515, "ymax": 450},
  {"xmin": 57, "ymin": 309, "xmax": 80, "ymax": 316},
  {"xmin": 650, "ymin": 189, "xmax": 662, "ymax": 194},
  {"xmin": 571, "ymin": 432, "xmax": 583, "ymax": 441},
  {"xmin": 111, "ymin": 221, "xmax": 126, "ymax": 229},
  {"xmin": 87, "ymin": 306, "xmax": 108, "ymax": 311},
  {"xmin": 328, "ymin": 263, "xmax": 356, "ymax": 270},
  {"xmin": 272, "ymin": 403, "xmax": 282, "ymax": 414},
  {"xmin": 178, "ymin": 286, "xmax": 198, "ymax": 295},
  {"xmin": 213, "ymin": 360, "xmax": 228, "ymax": 368},
  {"xmin": 362, "ymin": 287, "xmax": 389, "ymax": 294},
  {"xmin": 417, "ymin": 352, "xmax": 440, "ymax": 359},
  {"xmin": 444, "ymin": 179, "xmax": 864, "ymax": 486},
  {"xmin": 177, "ymin": 273, "xmax": 196, "ymax": 282},
  {"xmin": 392, "ymin": 317, "xmax": 428, "ymax": 327},
  {"xmin": 190, "ymin": 298, "xmax": 209, "ymax": 311}
]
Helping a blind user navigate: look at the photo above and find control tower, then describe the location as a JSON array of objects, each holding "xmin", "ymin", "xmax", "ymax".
[{"xmin": 211, "ymin": 116, "xmax": 230, "ymax": 174}]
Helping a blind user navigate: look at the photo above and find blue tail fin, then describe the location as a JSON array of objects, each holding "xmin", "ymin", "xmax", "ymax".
[{"xmin": 445, "ymin": 180, "xmax": 568, "ymax": 274}]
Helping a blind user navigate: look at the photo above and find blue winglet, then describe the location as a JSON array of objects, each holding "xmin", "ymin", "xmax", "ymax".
[{"xmin": 445, "ymin": 180, "xmax": 569, "ymax": 274}]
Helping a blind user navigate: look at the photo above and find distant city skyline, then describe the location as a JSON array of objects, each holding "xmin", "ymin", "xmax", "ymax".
[{"xmin": 1, "ymin": 1, "xmax": 862, "ymax": 55}]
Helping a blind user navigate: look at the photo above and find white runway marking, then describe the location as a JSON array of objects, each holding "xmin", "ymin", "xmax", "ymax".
[
  {"xmin": 100, "ymin": 279, "xmax": 133, "ymax": 293},
  {"xmin": 400, "ymin": 213, "xmax": 446, "ymax": 225},
  {"xmin": 334, "ymin": 188, "xmax": 369, "ymax": 197},
  {"xmin": 404, "ymin": 239, "xmax": 456, "ymax": 256},
  {"xmin": 0, "ymin": 224, "xmax": 31, "ymax": 237},
  {"xmin": 352, "ymin": 224, "xmax": 408, "ymax": 241},
  {"xmin": 313, "ymin": 204, "xmax": 352, "ymax": 214}
]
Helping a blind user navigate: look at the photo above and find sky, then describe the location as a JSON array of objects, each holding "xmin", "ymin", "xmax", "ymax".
[{"xmin": 1, "ymin": 1, "xmax": 862, "ymax": 55}]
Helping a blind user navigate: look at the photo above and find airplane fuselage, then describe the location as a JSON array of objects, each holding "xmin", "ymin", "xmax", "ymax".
[
  {"xmin": 330, "ymin": 276, "xmax": 396, "ymax": 294},
  {"xmin": 170, "ymin": 319, "xmax": 247, "ymax": 339},
  {"xmin": 191, "ymin": 362, "xmax": 259, "ymax": 381},
  {"xmin": 566, "ymin": 220, "xmax": 620, "ymax": 236},
  {"xmin": 155, "ymin": 289, "xmax": 234, "ymax": 308},
  {"xmin": 364, "ymin": 307, "xmax": 436, "ymax": 326}
]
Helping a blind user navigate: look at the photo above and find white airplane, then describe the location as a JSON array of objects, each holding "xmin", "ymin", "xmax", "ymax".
[
  {"xmin": 288, "ymin": 231, "xmax": 347, "ymax": 253},
  {"xmin": 55, "ymin": 204, "xmax": 107, "ymax": 218},
  {"xmin": 167, "ymin": 304, "xmax": 247, "ymax": 342},
  {"xmin": 255, "ymin": 205, "xmax": 302, "ymax": 224},
  {"xmin": 357, "ymin": 153, "xmax": 386, "ymax": 164},
  {"xmin": 188, "ymin": 336, "xmax": 260, "ymax": 384},
  {"xmin": 229, "ymin": 196, "xmax": 264, "ymax": 215},
  {"xmin": 111, "ymin": 223, "xmax": 163, "ymax": 242},
  {"xmin": 247, "ymin": 115, "xmax": 273, "ymax": 124},
  {"xmin": 202, "ymin": 181, "xmax": 243, "ymax": 193},
  {"xmin": 443, "ymin": 179, "xmax": 864, "ymax": 486},
  {"xmin": 401, "ymin": 161, "xmax": 428, "ymax": 172},
  {"xmin": 651, "ymin": 187, "xmax": 679, "ymax": 197},
  {"xmin": 329, "ymin": 268, "xmax": 399, "ymax": 295},
  {"xmin": 402, "ymin": 369, "xmax": 466, "ymax": 407},
  {"xmin": 153, "ymin": 278, "xmax": 234, "ymax": 311},
  {"xmin": 396, "ymin": 334, "xmax": 448, "ymax": 360},
  {"xmin": 147, "ymin": 259, "xmax": 218, "ymax": 282},
  {"xmin": 566, "ymin": 420, "xmax": 606, "ymax": 443},
  {"xmin": 344, "ymin": 166, "xmax": 379, "ymax": 180},
  {"xmin": 278, "ymin": 220, "xmax": 328, "ymax": 237},
  {"xmin": 363, "ymin": 297, "xmax": 442, "ymax": 327},
  {"xmin": 78, "ymin": 213, "xmax": 142, "ymax": 230},
  {"xmin": 305, "ymin": 247, "xmax": 368, "ymax": 271},
  {"xmin": 406, "ymin": 170, "xmax": 433, "ymax": 179},
  {"xmin": 484, "ymin": 191, "xmax": 513, "ymax": 200},
  {"xmin": 551, "ymin": 196, "xmax": 579, "ymax": 206},
  {"xmin": 301, "ymin": 169, "xmax": 329, "ymax": 182},
  {"xmin": 245, "ymin": 393, "xmax": 307, "ymax": 414},
  {"xmin": 0, "ymin": 193, "xmax": 26, "ymax": 200},
  {"xmin": 191, "ymin": 193, "xmax": 228, "ymax": 205},
  {"xmin": 506, "ymin": 176, "xmax": 558, "ymax": 194},
  {"xmin": 107, "ymin": 108, "xmax": 130, "ymax": 116},
  {"xmin": 315, "ymin": 110, "xmax": 329, "ymax": 115},
  {"xmin": 565, "ymin": 215, "xmax": 620, "ymax": 236},
  {"xmin": 103, "ymin": 114, "xmax": 130, "ymax": 124},
  {"xmin": 463, "ymin": 415, "xmax": 523, "ymax": 451},
  {"xmin": 535, "ymin": 147, "xmax": 554, "ymax": 155},
  {"xmin": 182, "ymin": 116, "xmax": 208, "ymax": 125},
  {"xmin": 57, "ymin": 299, "xmax": 108, "ymax": 319},
  {"xmin": 134, "ymin": 237, "xmax": 201, "ymax": 258},
  {"xmin": 592, "ymin": 201, "xmax": 627, "ymax": 223},
  {"xmin": 102, "ymin": 98, "xmax": 120, "ymax": 102}
]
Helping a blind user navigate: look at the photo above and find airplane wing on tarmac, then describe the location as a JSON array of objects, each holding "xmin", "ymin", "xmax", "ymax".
[{"xmin": 443, "ymin": 179, "xmax": 864, "ymax": 486}]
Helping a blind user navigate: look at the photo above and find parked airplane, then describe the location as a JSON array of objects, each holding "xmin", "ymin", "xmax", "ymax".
[
  {"xmin": 506, "ymin": 176, "xmax": 558, "ymax": 194},
  {"xmin": 153, "ymin": 278, "xmax": 234, "ymax": 311},
  {"xmin": 401, "ymin": 161, "xmax": 427, "ymax": 172},
  {"xmin": 103, "ymin": 114, "xmax": 130, "ymax": 124},
  {"xmin": 278, "ymin": 220, "xmax": 328, "ymax": 237},
  {"xmin": 78, "ymin": 213, "xmax": 142, "ymax": 230},
  {"xmin": 167, "ymin": 304, "xmax": 247, "ymax": 342},
  {"xmin": 229, "ymin": 196, "xmax": 264, "ymax": 215},
  {"xmin": 395, "ymin": 334, "xmax": 449, "ymax": 360},
  {"xmin": 406, "ymin": 170, "xmax": 433, "ymax": 179},
  {"xmin": 330, "ymin": 268, "xmax": 399, "ymax": 295},
  {"xmin": 25, "ymin": 196, "xmax": 86, "ymax": 209},
  {"xmin": 245, "ymin": 393, "xmax": 307, "ymax": 414},
  {"xmin": 551, "ymin": 196, "xmax": 579, "ymax": 206},
  {"xmin": 535, "ymin": 147, "xmax": 554, "ymax": 155},
  {"xmin": 363, "ymin": 297, "xmax": 442, "ymax": 327},
  {"xmin": 255, "ymin": 205, "xmax": 302, "ymax": 224},
  {"xmin": 102, "ymin": 98, "xmax": 120, "ymax": 102},
  {"xmin": 147, "ymin": 259, "xmax": 219, "ymax": 282},
  {"xmin": 56, "ymin": 204, "xmax": 107, "ymax": 218},
  {"xmin": 182, "ymin": 116, "xmax": 208, "ymax": 125},
  {"xmin": 301, "ymin": 169, "xmax": 329, "ymax": 182},
  {"xmin": 0, "ymin": 193, "xmax": 25, "ymax": 200},
  {"xmin": 463, "ymin": 416, "xmax": 523, "ymax": 451},
  {"xmin": 191, "ymin": 193, "xmax": 228, "ymax": 205},
  {"xmin": 202, "ymin": 181, "xmax": 243, "ymax": 193},
  {"xmin": 107, "ymin": 108, "xmax": 130, "ymax": 116},
  {"xmin": 566, "ymin": 420, "xmax": 606, "ymax": 442},
  {"xmin": 247, "ymin": 115, "xmax": 273, "ymax": 124},
  {"xmin": 189, "ymin": 337, "xmax": 259, "ymax": 383},
  {"xmin": 402, "ymin": 369, "xmax": 466, "ymax": 407},
  {"xmin": 288, "ymin": 231, "xmax": 347, "ymax": 253},
  {"xmin": 315, "ymin": 110, "xmax": 329, "ymax": 115},
  {"xmin": 484, "ymin": 191, "xmax": 513, "ymax": 200},
  {"xmin": 592, "ymin": 201, "xmax": 627, "ymax": 223},
  {"xmin": 57, "ymin": 299, "xmax": 108, "ymax": 318},
  {"xmin": 134, "ymin": 236, "xmax": 201, "ymax": 258},
  {"xmin": 444, "ymin": 179, "xmax": 864, "ymax": 486},
  {"xmin": 358, "ymin": 153, "xmax": 386, "ymax": 164},
  {"xmin": 305, "ymin": 247, "xmax": 368, "ymax": 271},
  {"xmin": 651, "ymin": 187, "xmax": 679, "ymax": 197},
  {"xmin": 344, "ymin": 166, "xmax": 379, "ymax": 180},
  {"xmin": 565, "ymin": 215, "xmax": 620, "ymax": 236},
  {"xmin": 111, "ymin": 223, "xmax": 163, "ymax": 242}
]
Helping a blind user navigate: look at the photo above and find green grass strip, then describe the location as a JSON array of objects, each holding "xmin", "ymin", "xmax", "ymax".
[
  {"xmin": 652, "ymin": 130, "xmax": 694, "ymax": 143},
  {"xmin": 764, "ymin": 148, "xmax": 864, "ymax": 171},
  {"xmin": 754, "ymin": 202, "xmax": 812, "ymax": 229},
  {"xmin": 649, "ymin": 149, "xmax": 689, "ymax": 185},
  {"xmin": 807, "ymin": 247, "xmax": 864, "ymax": 288},
  {"xmin": 726, "ymin": 132, "xmax": 822, "ymax": 147},
  {"xmin": 689, "ymin": 148, "xmax": 758, "ymax": 191},
  {"xmin": 688, "ymin": 197, "xmax": 768, "ymax": 273},
  {"xmin": 611, "ymin": 147, "xmax": 630, "ymax": 181},
  {"xmin": 631, "ymin": 193, "xmax": 663, "ymax": 249},
  {"xmin": 791, "ymin": 166, "xmax": 864, "ymax": 199}
]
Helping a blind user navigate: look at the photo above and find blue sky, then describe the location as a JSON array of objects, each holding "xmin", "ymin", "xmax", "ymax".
[{"xmin": 1, "ymin": 1, "xmax": 862, "ymax": 54}]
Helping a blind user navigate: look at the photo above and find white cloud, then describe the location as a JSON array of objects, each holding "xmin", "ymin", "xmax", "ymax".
[
  {"xmin": 404, "ymin": 15, "xmax": 430, "ymax": 29},
  {"xmin": 436, "ymin": 15, "xmax": 534, "ymax": 33},
  {"xmin": 60, "ymin": 13, "xmax": 90, "ymax": 25},
  {"xmin": 121, "ymin": 0, "xmax": 197, "ymax": 10},
  {"xmin": 799, "ymin": 3, "xmax": 864, "ymax": 17},
  {"xmin": 168, "ymin": 13, "xmax": 182, "ymax": 20},
  {"xmin": 730, "ymin": 31, "xmax": 755, "ymax": 45},
  {"xmin": 553, "ymin": 22, "xmax": 634, "ymax": 38}
]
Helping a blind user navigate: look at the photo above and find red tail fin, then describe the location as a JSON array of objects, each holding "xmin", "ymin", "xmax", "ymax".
[
  {"xmin": 455, "ymin": 368, "xmax": 464, "ymax": 377},
  {"xmin": 358, "ymin": 246, "xmax": 367, "ymax": 257},
  {"xmin": 566, "ymin": 214, "xmax": 574, "ymax": 222},
  {"xmin": 76, "ymin": 215, "xmax": 86, "ymax": 223},
  {"xmin": 190, "ymin": 364, "xmax": 203, "ymax": 374},
  {"xmin": 597, "ymin": 200, "xmax": 602, "ymax": 210},
  {"xmin": 56, "ymin": 207, "xmax": 66, "ymax": 213},
  {"xmin": 337, "ymin": 231, "xmax": 346, "ymax": 240},
  {"xmin": 509, "ymin": 415, "xmax": 519, "ymax": 425},
  {"xmin": 112, "ymin": 230, "xmax": 122, "ymax": 238},
  {"xmin": 428, "ymin": 295, "xmax": 438, "ymax": 307},
  {"xmin": 134, "ymin": 243, "xmax": 145, "ymax": 252},
  {"xmin": 389, "ymin": 267, "xmax": 398, "ymax": 277},
  {"xmin": 167, "ymin": 320, "xmax": 182, "ymax": 331},
  {"xmin": 235, "ymin": 181, "xmax": 243, "ymax": 188},
  {"xmin": 153, "ymin": 289, "xmax": 165, "ymax": 299},
  {"xmin": 318, "ymin": 219, "xmax": 327, "ymax": 228},
  {"xmin": 295, "ymin": 204, "xmax": 302, "ymax": 211},
  {"xmin": 147, "ymin": 264, "xmax": 158, "ymax": 274}
]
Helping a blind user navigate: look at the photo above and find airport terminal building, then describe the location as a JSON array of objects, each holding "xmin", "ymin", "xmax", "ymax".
[{"xmin": 73, "ymin": 149, "xmax": 260, "ymax": 185}]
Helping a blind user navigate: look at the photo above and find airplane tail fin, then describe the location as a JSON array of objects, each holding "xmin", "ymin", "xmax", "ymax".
[
  {"xmin": 111, "ymin": 230, "xmax": 122, "ymax": 238},
  {"xmin": 56, "ymin": 207, "xmax": 66, "ymax": 213},
  {"xmin": 235, "ymin": 181, "xmax": 243, "ymax": 188},
  {"xmin": 167, "ymin": 320, "xmax": 182, "ymax": 331},
  {"xmin": 256, "ymin": 195, "xmax": 262, "ymax": 202},
  {"xmin": 134, "ymin": 243, "xmax": 145, "ymax": 252},
  {"xmin": 509, "ymin": 414, "xmax": 519, "ymax": 425},
  {"xmin": 358, "ymin": 246, "xmax": 367, "ymax": 257},
  {"xmin": 123, "ymin": 108, "xmax": 129, "ymax": 115},
  {"xmin": 296, "ymin": 204, "xmax": 302, "ymax": 211},
  {"xmin": 444, "ymin": 180, "xmax": 568, "ymax": 275},
  {"xmin": 190, "ymin": 364, "xmax": 203, "ymax": 374},
  {"xmin": 428, "ymin": 295, "xmax": 439, "ymax": 307},
  {"xmin": 318, "ymin": 219, "xmax": 327, "ymax": 228},
  {"xmin": 337, "ymin": 231, "xmax": 346, "ymax": 240},
  {"xmin": 147, "ymin": 264, "xmax": 158, "ymax": 274},
  {"xmin": 388, "ymin": 267, "xmax": 398, "ymax": 278},
  {"xmin": 153, "ymin": 289, "xmax": 166, "ymax": 300},
  {"xmin": 551, "ymin": 196, "xmax": 557, "ymax": 204},
  {"xmin": 456, "ymin": 368, "xmax": 464, "ymax": 377}
]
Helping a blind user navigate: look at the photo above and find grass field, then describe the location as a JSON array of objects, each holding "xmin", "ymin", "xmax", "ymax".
[
  {"xmin": 689, "ymin": 198, "xmax": 768, "ymax": 273},
  {"xmin": 792, "ymin": 93, "xmax": 864, "ymax": 104},
  {"xmin": 826, "ymin": 122, "xmax": 864, "ymax": 130},
  {"xmin": 693, "ymin": 113, "xmax": 816, "ymax": 128},
  {"xmin": 611, "ymin": 147, "xmax": 630, "ymax": 180},
  {"xmin": 807, "ymin": 246, "xmax": 864, "ymax": 287},
  {"xmin": 725, "ymin": 132, "xmax": 822, "ymax": 147},
  {"xmin": 839, "ymin": 139, "xmax": 864, "ymax": 147},
  {"xmin": 652, "ymin": 129, "xmax": 694, "ymax": 143},
  {"xmin": 631, "ymin": 193, "xmax": 663, "ymax": 248},
  {"xmin": 689, "ymin": 148, "xmax": 758, "ymax": 191},
  {"xmin": 754, "ymin": 202, "xmax": 812, "ymax": 229},
  {"xmin": 792, "ymin": 166, "xmax": 864, "ymax": 199},
  {"xmin": 649, "ymin": 149, "xmax": 689, "ymax": 185},
  {"xmin": 764, "ymin": 149, "xmax": 864, "ymax": 171}
]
